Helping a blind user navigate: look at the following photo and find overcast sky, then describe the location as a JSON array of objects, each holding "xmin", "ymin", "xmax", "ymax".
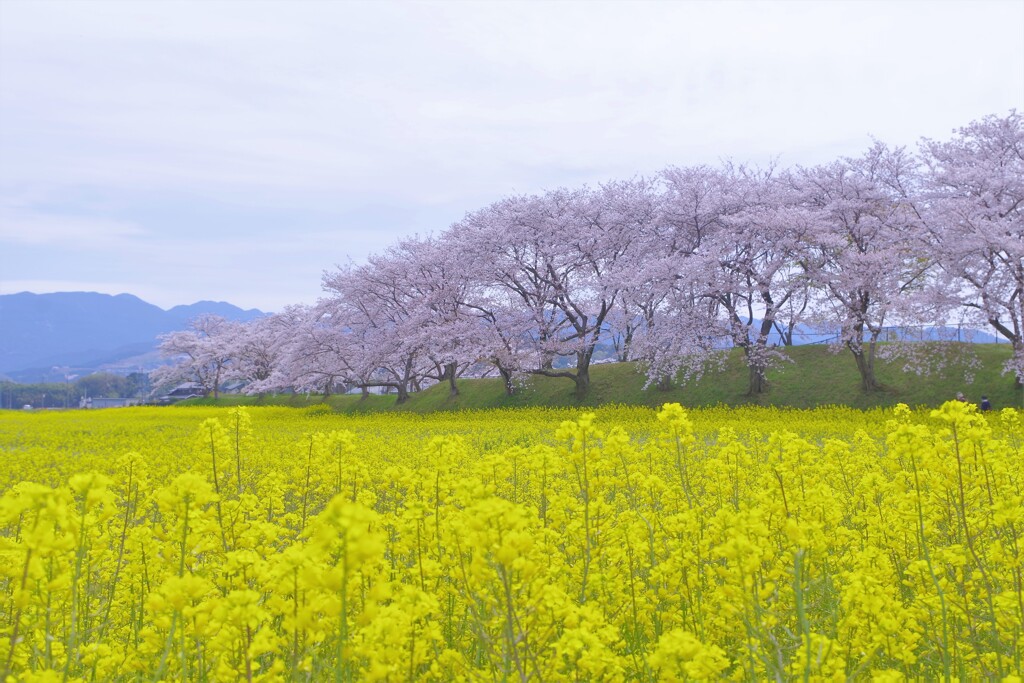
[{"xmin": 1, "ymin": 0, "xmax": 1021, "ymax": 312}]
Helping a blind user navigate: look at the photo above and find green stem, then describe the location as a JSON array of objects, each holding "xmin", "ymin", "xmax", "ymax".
[{"xmin": 910, "ymin": 455, "xmax": 950, "ymax": 682}]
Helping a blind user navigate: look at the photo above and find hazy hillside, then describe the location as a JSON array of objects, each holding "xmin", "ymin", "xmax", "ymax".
[{"xmin": 0, "ymin": 292, "xmax": 264, "ymax": 381}]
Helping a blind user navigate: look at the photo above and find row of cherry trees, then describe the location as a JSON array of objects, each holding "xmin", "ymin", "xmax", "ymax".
[{"xmin": 157, "ymin": 112, "xmax": 1023, "ymax": 400}]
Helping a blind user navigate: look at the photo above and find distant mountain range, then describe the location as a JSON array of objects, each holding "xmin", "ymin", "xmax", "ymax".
[{"xmin": 0, "ymin": 292, "xmax": 264, "ymax": 382}]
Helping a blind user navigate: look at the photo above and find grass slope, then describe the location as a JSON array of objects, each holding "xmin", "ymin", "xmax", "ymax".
[{"xmin": 186, "ymin": 344, "xmax": 1022, "ymax": 414}]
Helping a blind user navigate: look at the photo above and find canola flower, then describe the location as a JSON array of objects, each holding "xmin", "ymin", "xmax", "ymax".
[{"xmin": 0, "ymin": 402, "xmax": 1021, "ymax": 681}]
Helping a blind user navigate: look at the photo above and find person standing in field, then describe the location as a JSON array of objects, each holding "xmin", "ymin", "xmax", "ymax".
[{"xmin": 980, "ymin": 395, "xmax": 992, "ymax": 411}]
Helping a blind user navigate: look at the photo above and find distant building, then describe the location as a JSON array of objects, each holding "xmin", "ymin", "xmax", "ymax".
[
  {"xmin": 81, "ymin": 397, "xmax": 140, "ymax": 409},
  {"xmin": 154, "ymin": 382, "xmax": 208, "ymax": 405},
  {"xmin": 221, "ymin": 380, "xmax": 247, "ymax": 394}
]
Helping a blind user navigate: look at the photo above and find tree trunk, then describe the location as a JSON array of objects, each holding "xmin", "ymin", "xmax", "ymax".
[
  {"xmin": 777, "ymin": 321, "xmax": 795, "ymax": 346},
  {"xmin": 498, "ymin": 366, "xmax": 516, "ymax": 396},
  {"xmin": 850, "ymin": 343, "xmax": 882, "ymax": 392},
  {"xmin": 1013, "ymin": 340, "xmax": 1024, "ymax": 389},
  {"xmin": 747, "ymin": 363, "xmax": 768, "ymax": 396},
  {"xmin": 395, "ymin": 382, "xmax": 410, "ymax": 405},
  {"xmin": 443, "ymin": 361, "xmax": 459, "ymax": 397},
  {"xmin": 741, "ymin": 319, "xmax": 774, "ymax": 396},
  {"xmin": 615, "ymin": 326, "xmax": 634, "ymax": 362},
  {"xmin": 744, "ymin": 316, "xmax": 777, "ymax": 396},
  {"xmin": 846, "ymin": 319, "xmax": 882, "ymax": 392},
  {"xmin": 743, "ymin": 342, "xmax": 769, "ymax": 396},
  {"xmin": 574, "ymin": 366, "xmax": 590, "ymax": 400},
  {"xmin": 360, "ymin": 386, "xmax": 369, "ymax": 401},
  {"xmin": 574, "ymin": 350, "xmax": 592, "ymax": 400}
]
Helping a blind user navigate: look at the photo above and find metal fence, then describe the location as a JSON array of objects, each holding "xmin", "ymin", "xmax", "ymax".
[{"xmin": 703, "ymin": 324, "xmax": 1010, "ymax": 348}]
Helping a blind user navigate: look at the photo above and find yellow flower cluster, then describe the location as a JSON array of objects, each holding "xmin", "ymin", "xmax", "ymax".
[{"xmin": 0, "ymin": 402, "xmax": 1021, "ymax": 681}]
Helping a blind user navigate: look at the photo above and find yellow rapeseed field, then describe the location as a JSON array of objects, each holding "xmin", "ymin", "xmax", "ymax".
[{"xmin": 1, "ymin": 402, "xmax": 1021, "ymax": 681}]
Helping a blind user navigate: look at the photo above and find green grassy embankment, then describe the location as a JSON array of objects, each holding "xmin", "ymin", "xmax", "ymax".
[{"xmin": 181, "ymin": 343, "xmax": 1022, "ymax": 413}]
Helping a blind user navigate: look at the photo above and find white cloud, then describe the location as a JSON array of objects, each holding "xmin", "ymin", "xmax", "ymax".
[
  {"xmin": 4, "ymin": 1, "xmax": 1020, "ymax": 195},
  {"xmin": 0, "ymin": 0, "xmax": 1021, "ymax": 310},
  {"xmin": 0, "ymin": 204, "xmax": 146, "ymax": 247}
]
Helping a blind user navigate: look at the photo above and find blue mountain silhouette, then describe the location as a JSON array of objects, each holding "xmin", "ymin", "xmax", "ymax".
[{"xmin": 0, "ymin": 292, "xmax": 264, "ymax": 381}]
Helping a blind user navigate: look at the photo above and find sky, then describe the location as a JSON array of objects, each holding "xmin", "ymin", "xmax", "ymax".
[{"xmin": 1, "ymin": 0, "xmax": 1022, "ymax": 312}]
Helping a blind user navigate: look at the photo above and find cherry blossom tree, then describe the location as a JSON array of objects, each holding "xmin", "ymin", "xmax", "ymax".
[
  {"xmin": 448, "ymin": 199, "xmax": 562, "ymax": 393},
  {"xmin": 596, "ymin": 177, "xmax": 665, "ymax": 363},
  {"xmin": 623, "ymin": 165, "xmax": 738, "ymax": 388},
  {"xmin": 626, "ymin": 287, "xmax": 726, "ymax": 389},
  {"xmin": 921, "ymin": 111, "xmax": 1024, "ymax": 382},
  {"xmin": 451, "ymin": 184, "xmax": 640, "ymax": 399},
  {"xmin": 449, "ymin": 256, "xmax": 541, "ymax": 396},
  {"xmin": 322, "ymin": 243, "xmax": 465, "ymax": 404},
  {"xmin": 794, "ymin": 142, "xmax": 936, "ymax": 391},
  {"xmin": 215, "ymin": 310, "xmax": 299, "ymax": 394},
  {"xmin": 272, "ymin": 302, "xmax": 378, "ymax": 397},
  {"xmin": 152, "ymin": 314, "xmax": 237, "ymax": 399},
  {"xmin": 307, "ymin": 300, "xmax": 387, "ymax": 396},
  {"xmin": 319, "ymin": 274, "xmax": 412, "ymax": 403},
  {"xmin": 232, "ymin": 307, "xmax": 306, "ymax": 395},
  {"xmin": 701, "ymin": 167, "xmax": 818, "ymax": 395},
  {"xmin": 375, "ymin": 236, "xmax": 486, "ymax": 398}
]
